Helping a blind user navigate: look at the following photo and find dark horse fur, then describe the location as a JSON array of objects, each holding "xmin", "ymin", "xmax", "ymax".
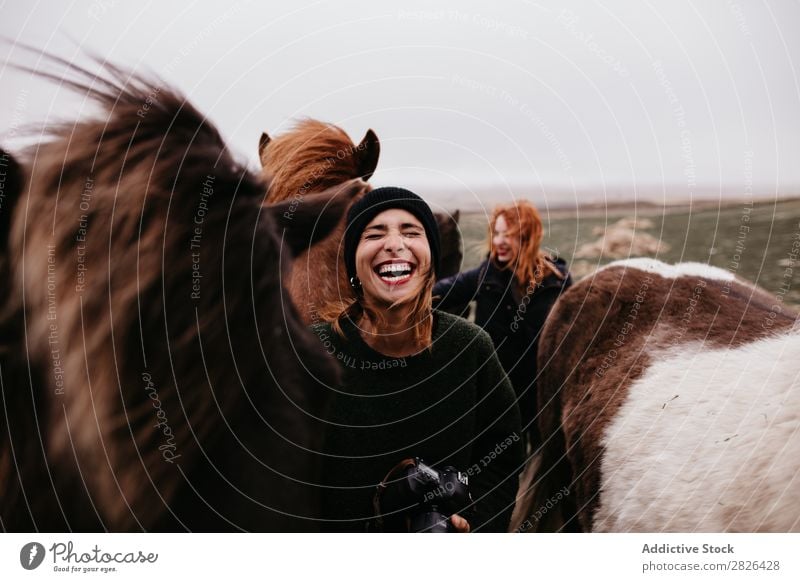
[{"xmin": 0, "ymin": 54, "xmax": 362, "ymax": 531}]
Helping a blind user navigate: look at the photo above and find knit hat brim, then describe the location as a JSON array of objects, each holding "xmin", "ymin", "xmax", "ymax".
[{"xmin": 343, "ymin": 187, "xmax": 441, "ymax": 283}]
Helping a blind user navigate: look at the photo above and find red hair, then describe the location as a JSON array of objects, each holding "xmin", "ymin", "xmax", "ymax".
[{"xmin": 488, "ymin": 200, "xmax": 563, "ymax": 289}]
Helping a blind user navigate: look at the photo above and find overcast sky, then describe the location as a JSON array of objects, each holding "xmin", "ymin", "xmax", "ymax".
[{"xmin": 2, "ymin": 0, "xmax": 799, "ymax": 209}]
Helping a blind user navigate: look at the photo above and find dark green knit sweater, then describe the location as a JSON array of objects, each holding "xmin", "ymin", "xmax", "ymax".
[{"xmin": 312, "ymin": 310, "xmax": 523, "ymax": 532}]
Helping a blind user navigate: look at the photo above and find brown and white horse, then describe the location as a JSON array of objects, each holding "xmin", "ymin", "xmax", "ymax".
[
  {"xmin": 258, "ymin": 121, "xmax": 462, "ymax": 323},
  {"xmin": 521, "ymin": 258, "xmax": 800, "ymax": 532},
  {"xmin": 0, "ymin": 55, "xmax": 359, "ymax": 531}
]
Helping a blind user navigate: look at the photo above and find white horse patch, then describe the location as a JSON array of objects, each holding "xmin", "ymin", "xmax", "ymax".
[
  {"xmin": 601, "ymin": 258, "xmax": 735, "ymax": 282},
  {"xmin": 594, "ymin": 330, "xmax": 800, "ymax": 532}
]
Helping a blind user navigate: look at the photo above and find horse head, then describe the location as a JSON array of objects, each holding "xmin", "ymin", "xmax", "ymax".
[{"xmin": 259, "ymin": 119, "xmax": 379, "ymax": 203}]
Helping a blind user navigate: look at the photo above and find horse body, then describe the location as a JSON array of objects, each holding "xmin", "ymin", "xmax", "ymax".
[
  {"xmin": 529, "ymin": 258, "xmax": 800, "ymax": 532},
  {"xmin": 0, "ymin": 57, "xmax": 356, "ymax": 531}
]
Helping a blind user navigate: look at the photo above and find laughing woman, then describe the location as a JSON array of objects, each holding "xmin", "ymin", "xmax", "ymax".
[
  {"xmin": 433, "ymin": 201, "xmax": 572, "ymax": 451},
  {"xmin": 313, "ymin": 187, "xmax": 522, "ymax": 533}
]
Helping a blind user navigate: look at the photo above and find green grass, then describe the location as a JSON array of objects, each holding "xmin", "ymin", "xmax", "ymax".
[{"xmin": 458, "ymin": 197, "xmax": 800, "ymax": 306}]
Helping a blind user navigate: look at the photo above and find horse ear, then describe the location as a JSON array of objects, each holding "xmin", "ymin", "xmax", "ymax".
[
  {"xmin": 452, "ymin": 209, "xmax": 460, "ymax": 223},
  {"xmin": 356, "ymin": 129, "xmax": 379, "ymax": 181},
  {"xmin": 267, "ymin": 179, "xmax": 366, "ymax": 257},
  {"xmin": 258, "ymin": 132, "xmax": 271, "ymax": 162}
]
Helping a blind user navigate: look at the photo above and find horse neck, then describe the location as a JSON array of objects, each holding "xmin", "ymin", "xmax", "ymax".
[{"xmin": 288, "ymin": 218, "xmax": 352, "ymax": 324}]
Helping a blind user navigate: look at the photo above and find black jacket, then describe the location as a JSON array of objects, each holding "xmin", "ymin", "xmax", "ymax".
[{"xmin": 433, "ymin": 257, "xmax": 572, "ymax": 447}]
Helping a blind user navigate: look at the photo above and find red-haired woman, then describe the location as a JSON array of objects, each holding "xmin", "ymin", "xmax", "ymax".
[{"xmin": 433, "ymin": 201, "xmax": 572, "ymax": 451}]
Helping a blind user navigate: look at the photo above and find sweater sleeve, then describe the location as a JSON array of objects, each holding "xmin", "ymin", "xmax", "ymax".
[
  {"xmin": 468, "ymin": 331, "xmax": 523, "ymax": 532},
  {"xmin": 432, "ymin": 264, "xmax": 484, "ymax": 312}
]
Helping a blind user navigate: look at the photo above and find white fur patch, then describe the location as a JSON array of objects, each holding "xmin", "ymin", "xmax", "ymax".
[
  {"xmin": 601, "ymin": 258, "xmax": 735, "ymax": 282},
  {"xmin": 593, "ymin": 330, "xmax": 800, "ymax": 532}
]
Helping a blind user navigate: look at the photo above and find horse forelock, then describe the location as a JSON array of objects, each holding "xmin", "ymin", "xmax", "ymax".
[{"xmin": 261, "ymin": 119, "xmax": 365, "ymax": 203}]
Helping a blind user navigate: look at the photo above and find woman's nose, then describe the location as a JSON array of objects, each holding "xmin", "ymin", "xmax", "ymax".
[{"xmin": 384, "ymin": 233, "xmax": 406, "ymax": 252}]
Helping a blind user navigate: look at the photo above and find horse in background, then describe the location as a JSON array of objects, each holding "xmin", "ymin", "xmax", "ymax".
[
  {"xmin": 517, "ymin": 258, "xmax": 800, "ymax": 532},
  {"xmin": 258, "ymin": 120, "xmax": 462, "ymax": 323},
  {"xmin": 0, "ymin": 53, "xmax": 360, "ymax": 531}
]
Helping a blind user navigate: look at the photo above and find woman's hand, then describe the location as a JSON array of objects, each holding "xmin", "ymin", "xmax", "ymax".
[{"xmin": 450, "ymin": 514, "xmax": 471, "ymax": 533}]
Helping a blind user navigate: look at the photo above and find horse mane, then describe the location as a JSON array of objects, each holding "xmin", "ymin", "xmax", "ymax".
[
  {"xmin": 1, "ymin": 51, "xmax": 337, "ymax": 530},
  {"xmin": 260, "ymin": 119, "xmax": 377, "ymax": 203}
]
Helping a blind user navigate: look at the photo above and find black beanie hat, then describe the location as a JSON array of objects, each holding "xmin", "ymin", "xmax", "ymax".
[{"xmin": 344, "ymin": 186, "xmax": 440, "ymax": 283}]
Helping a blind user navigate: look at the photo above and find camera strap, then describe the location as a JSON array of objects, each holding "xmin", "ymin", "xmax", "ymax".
[{"xmin": 372, "ymin": 457, "xmax": 416, "ymax": 532}]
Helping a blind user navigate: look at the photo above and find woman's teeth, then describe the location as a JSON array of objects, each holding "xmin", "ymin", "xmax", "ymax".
[{"xmin": 376, "ymin": 262, "xmax": 413, "ymax": 283}]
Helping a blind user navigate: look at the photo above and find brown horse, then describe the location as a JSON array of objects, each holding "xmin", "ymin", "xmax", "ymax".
[
  {"xmin": 517, "ymin": 259, "xmax": 800, "ymax": 532},
  {"xmin": 258, "ymin": 120, "xmax": 463, "ymax": 323},
  {"xmin": 259, "ymin": 119, "xmax": 378, "ymax": 321},
  {"xmin": 0, "ymin": 53, "xmax": 361, "ymax": 531}
]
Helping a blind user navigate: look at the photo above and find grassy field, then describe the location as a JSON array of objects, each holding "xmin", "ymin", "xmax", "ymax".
[{"xmin": 458, "ymin": 197, "xmax": 800, "ymax": 306}]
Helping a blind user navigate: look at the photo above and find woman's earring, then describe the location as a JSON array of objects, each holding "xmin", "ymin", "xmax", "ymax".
[{"xmin": 350, "ymin": 276, "xmax": 362, "ymax": 292}]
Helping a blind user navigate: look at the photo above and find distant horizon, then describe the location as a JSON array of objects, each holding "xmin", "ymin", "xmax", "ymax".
[{"xmin": 410, "ymin": 183, "xmax": 800, "ymax": 212}]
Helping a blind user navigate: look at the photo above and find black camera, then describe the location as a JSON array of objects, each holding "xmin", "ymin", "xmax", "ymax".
[{"xmin": 372, "ymin": 458, "xmax": 472, "ymax": 533}]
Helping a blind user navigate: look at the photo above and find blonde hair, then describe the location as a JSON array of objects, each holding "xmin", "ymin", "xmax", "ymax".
[{"xmin": 489, "ymin": 200, "xmax": 564, "ymax": 289}]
